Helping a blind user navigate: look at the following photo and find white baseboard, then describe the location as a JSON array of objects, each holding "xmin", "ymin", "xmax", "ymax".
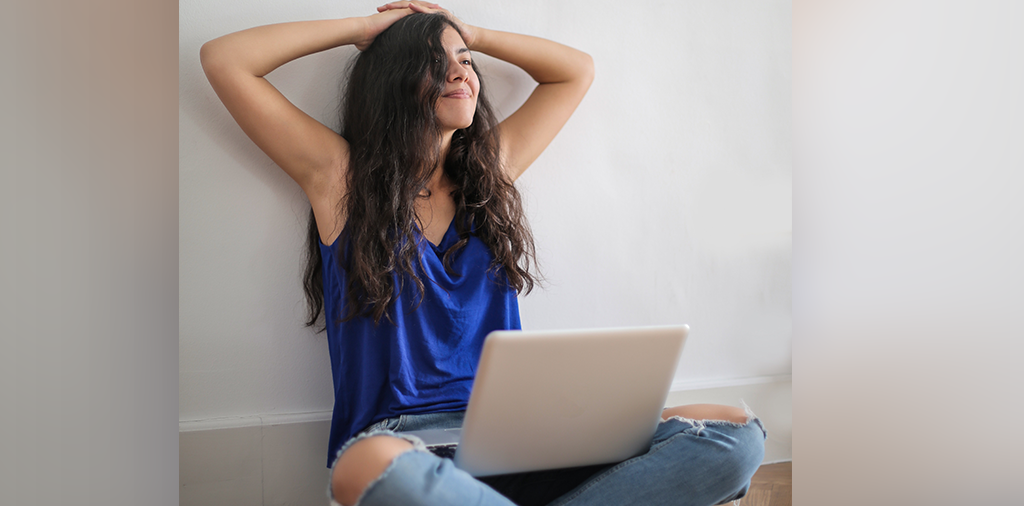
[
  {"xmin": 179, "ymin": 410, "xmax": 332, "ymax": 432},
  {"xmin": 180, "ymin": 376, "xmax": 791, "ymax": 506},
  {"xmin": 670, "ymin": 373, "xmax": 792, "ymax": 392}
]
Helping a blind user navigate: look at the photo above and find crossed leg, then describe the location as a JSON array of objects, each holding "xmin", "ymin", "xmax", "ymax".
[
  {"xmin": 331, "ymin": 435, "xmax": 414, "ymax": 506},
  {"xmin": 331, "ymin": 404, "xmax": 752, "ymax": 505}
]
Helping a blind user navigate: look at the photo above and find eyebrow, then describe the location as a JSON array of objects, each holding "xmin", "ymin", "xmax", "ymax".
[{"xmin": 455, "ymin": 47, "xmax": 471, "ymax": 55}]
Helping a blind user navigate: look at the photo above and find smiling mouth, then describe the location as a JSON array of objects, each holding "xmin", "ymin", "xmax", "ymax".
[{"xmin": 443, "ymin": 90, "xmax": 472, "ymax": 98}]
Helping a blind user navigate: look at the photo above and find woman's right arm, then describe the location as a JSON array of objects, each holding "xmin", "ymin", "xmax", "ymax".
[{"xmin": 199, "ymin": 11, "xmax": 412, "ymax": 234}]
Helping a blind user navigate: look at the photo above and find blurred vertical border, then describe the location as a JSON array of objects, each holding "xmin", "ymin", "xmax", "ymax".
[
  {"xmin": 794, "ymin": 0, "xmax": 1024, "ymax": 504},
  {"xmin": 1, "ymin": 0, "xmax": 178, "ymax": 505}
]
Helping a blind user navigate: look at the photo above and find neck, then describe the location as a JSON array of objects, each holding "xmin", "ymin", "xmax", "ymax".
[
  {"xmin": 428, "ymin": 129, "xmax": 456, "ymax": 189},
  {"xmin": 422, "ymin": 130, "xmax": 454, "ymax": 194},
  {"xmin": 439, "ymin": 129, "xmax": 455, "ymax": 161}
]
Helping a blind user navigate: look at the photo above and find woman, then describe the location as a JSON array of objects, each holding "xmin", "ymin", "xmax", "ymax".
[{"xmin": 201, "ymin": 2, "xmax": 765, "ymax": 505}]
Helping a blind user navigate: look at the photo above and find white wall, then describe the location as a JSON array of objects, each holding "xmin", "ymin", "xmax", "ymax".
[{"xmin": 180, "ymin": 0, "xmax": 790, "ymax": 427}]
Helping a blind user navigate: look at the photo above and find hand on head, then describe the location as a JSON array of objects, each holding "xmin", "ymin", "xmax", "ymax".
[
  {"xmin": 378, "ymin": 0, "xmax": 440, "ymax": 9},
  {"xmin": 357, "ymin": 6, "xmax": 416, "ymax": 51},
  {"xmin": 377, "ymin": 1, "xmax": 477, "ymax": 47}
]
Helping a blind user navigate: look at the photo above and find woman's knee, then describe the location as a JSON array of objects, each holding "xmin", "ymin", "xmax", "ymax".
[
  {"xmin": 700, "ymin": 422, "xmax": 766, "ymax": 500},
  {"xmin": 661, "ymin": 403, "xmax": 748, "ymax": 424},
  {"xmin": 717, "ymin": 419, "xmax": 767, "ymax": 494},
  {"xmin": 736, "ymin": 420, "xmax": 766, "ymax": 466},
  {"xmin": 331, "ymin": 435, "xmax": 415, "ymax": 506}
]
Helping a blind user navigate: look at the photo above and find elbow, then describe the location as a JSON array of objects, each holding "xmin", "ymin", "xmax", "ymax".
[
  {"xmin": 571, "ymin": 51, "xmax": 594, "ymax": 91},
  {"xmin": 199, "ymin": 40, "xmax": 218, "ymax": 74},
  {"xmin": 579, "ymin": 52, "xmax": 595, "ymax": 88},
  {"xmin": 199, "ymin": 38, "xmax": 229, "ymax": 78},
  {"xmin": 199, "ymin": 41, "xmax": 214, "ymax": 77}
]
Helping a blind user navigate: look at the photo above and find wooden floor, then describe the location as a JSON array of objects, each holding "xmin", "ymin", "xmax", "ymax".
[{"xmin": 740, "ymin": 462, "xmax": 791, "ymax": 506}]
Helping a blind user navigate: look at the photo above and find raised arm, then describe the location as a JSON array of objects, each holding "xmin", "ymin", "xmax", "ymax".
[
  {"xmin": 384, "ymin": 2, "xmax": 595, "ymax": 181},
  {"xmin": 471, "ymin": 28, "xmax": 594, "ymax": 180},
  {"xmin": 199, "ymin": 10, "xmax": 413, "ymax": 241}
]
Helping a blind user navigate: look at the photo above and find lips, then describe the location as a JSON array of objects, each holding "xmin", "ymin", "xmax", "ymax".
[{"xmin": 443, "ymin": 89, "xmax": 472, "ymax": 99}]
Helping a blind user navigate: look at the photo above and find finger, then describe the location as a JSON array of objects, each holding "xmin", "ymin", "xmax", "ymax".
[
  {"xmin": 409, "ymin": 1, "xmax": 441, "ymax": 12},
  {"xmin": 379, "ymin": 3, "xmax": 415, "ymax": 14}
]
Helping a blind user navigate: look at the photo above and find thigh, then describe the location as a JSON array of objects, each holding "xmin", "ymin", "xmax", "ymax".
[{"xmin": 546, "ymin": 417, "xmax": 767, "ymax": 506}]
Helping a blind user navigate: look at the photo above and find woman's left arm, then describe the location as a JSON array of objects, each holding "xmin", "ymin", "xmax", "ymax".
[
  {"xmin": 469, "ymin": 26, "xmax": 594, "ymax": 180},
  {"xmin": 381, "ymin": 2, "xmax": 595, "ymax": 180}
]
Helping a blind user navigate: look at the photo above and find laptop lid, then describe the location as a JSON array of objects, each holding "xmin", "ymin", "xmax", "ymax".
[{"xmin": 452, "ymin": 325, "xmax": 689, "ymax": 476}]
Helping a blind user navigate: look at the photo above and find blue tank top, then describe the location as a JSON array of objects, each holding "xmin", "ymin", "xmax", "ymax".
[{"xmin": 319, "ymin": 218, "xmax": 521, "ymax": 467}]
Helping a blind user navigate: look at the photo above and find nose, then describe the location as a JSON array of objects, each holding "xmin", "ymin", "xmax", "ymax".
[{"xmin": 447, "ymin": 56, "xmax": 469, "ymax": 83}]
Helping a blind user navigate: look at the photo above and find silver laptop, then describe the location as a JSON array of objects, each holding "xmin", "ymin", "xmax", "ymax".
[{"xmin": 404, "ymin": 325, "xmax": 689, "ymax": 476}]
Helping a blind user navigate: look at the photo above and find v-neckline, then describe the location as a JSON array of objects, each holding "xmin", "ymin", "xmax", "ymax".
[{"xmin": 422, "ymin": 215, "xmax": 456, "ymax": 249}]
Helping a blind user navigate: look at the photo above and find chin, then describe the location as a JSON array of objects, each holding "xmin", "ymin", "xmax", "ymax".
[
  {"xmin": 439, "ymin": 116, "xmax": 475, "ymax": 131},
  {"xmin": 437, "ymin": 105, "xmax": 477, "ymax": 131}
]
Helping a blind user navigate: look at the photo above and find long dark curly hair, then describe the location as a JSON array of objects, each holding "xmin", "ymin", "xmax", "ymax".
[{"xmin": 302, "ymin": 12, "xmax": 537, "ymax": 328}]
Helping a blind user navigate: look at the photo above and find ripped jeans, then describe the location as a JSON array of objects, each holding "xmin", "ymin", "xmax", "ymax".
[{"xmin": 328, "ymin": 410, "xmax": 766, "ymax": 506}]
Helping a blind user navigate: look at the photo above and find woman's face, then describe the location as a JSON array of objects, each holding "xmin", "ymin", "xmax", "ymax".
[{"xmin": 434, "ymin": 27, "xmax": 479, "ymax": 131}]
